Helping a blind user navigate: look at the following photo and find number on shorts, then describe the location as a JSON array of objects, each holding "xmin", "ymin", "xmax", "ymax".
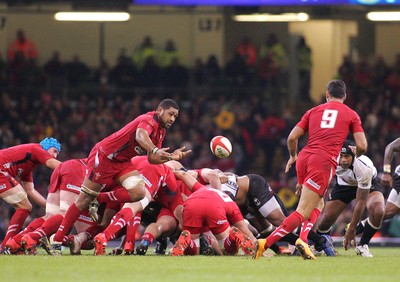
[{"xmin": 320, "ymin": 109, "xmax": 338, "ymax": 128}]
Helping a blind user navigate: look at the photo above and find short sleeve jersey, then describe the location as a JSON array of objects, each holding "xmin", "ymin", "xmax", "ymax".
[
  {"xmin": 0, "ymin": 143, "xmax": 55, "ymax": 182},
  {"xmin": 296, "ymin": 101, "xmax": 364, "ymax": 164},
  {"xmin": 189, "ymin": 188, "xmax": 243, "ymax": 225},
  {"xmin": 131, "ymin": 156, "xmax": 177, "ymax": 197},
  {"xmin": 97, "ymin": 111, "xmax": 166, "ymax": 162},
  {"xmin": 48, "ymin": 159, "xmax": 87, "ymax": 194},
  {"xmin": 336, "ymin": 155, "xmax": 376, "ymax": 190}
]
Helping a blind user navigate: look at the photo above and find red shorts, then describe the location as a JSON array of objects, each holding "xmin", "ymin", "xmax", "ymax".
[
  {"xmin": 0, "ymin": 171, "xmax": 19, "ymax": 193},
  {"xmin": 296, "ymin": 152, "xmax": 336, "ymax": 197},
  {"xmin": 182, "ymin": 197, "xmax": 229, "ymax": 235},
  {"xmin": 77, "ymin": 210, "xmax": 97, "ymax": 226},
  {"xmin": 157, "ymin": 207, "xmax": 179, "ymax": 225},
  {"xmin": 86, "ymin": 147, "xmax": 138, "ymax": 186}
]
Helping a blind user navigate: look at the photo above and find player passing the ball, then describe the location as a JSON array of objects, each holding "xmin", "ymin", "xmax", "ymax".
[
  {"xmin": 253, "ymin": 79, "xmax": 367, "ymax": 260},
  {"xmin": 50, "ymin": 99, "xmax": 191, "ymax": 254}
]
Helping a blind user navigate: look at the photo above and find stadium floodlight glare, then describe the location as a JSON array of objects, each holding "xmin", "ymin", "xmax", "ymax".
[
  {"xmin": 366, "ymin": 11, "xmax": 400, "ymax": 21},
  {"xmin": 54, "ymin": 12, "xmax": 130, "ymax": 22},
  {"xmin": 233, "ymin": 13, "xmax": 309, "ymax": 22}
]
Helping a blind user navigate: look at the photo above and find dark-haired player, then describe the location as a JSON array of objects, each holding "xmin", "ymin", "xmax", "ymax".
[
  {"xmin": 51, "ymin": 99, "xmax": 190, "ymax": 253},
  {"xmin": 316, "ymin": 140, "xmax": 384, "ymax": 257},
  {"xmin": 253, "ymin": 79, "xmax": 367, "ymax": 260}
]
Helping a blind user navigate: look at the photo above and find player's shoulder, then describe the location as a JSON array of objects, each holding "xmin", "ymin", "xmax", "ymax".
[{"xmin": 353, "ymin": 155, "xmax": 375, "ymax": 171}]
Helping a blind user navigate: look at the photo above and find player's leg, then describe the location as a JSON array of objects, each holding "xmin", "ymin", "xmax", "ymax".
[
  {"xmin": 356, "ymin": 191, "xmax": 385, "ymax": 258},
  {"xmin": 0, "ymin": 185, "xmax": 32, "ymax": 249},
  {"xmin": 52, "ymin": 177, "xmax": 103, "ymax": 249},
  {"xmin": 384, "ymin": 189, "xmax": 400, "ymax": 221},
  {"xmin": 316, "ymin": 199, "xmax": 348, "ymax": 235}
]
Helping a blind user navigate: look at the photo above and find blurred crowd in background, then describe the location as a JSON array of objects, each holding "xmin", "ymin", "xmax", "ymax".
[{"xmin": 1, "ymin": 31, "xmax": 400, "ymax": 241}]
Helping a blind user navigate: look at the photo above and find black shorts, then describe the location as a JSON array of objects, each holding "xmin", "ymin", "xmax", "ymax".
[
  {"xmin": 393, "ymin": 172, "xmax": 400, "ymax": 194},
  {"xmin": 140, "ymin": 201, "xmax": 162, "ymax": 227},
  {"xmin": 329, "ymin": 177, "xmax": 384, "ymax": 204}
]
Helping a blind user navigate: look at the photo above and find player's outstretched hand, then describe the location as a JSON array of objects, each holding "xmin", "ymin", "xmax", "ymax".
[{"xmin": 171, "ymin": 146, "xmax": 191, "ymax": 161}]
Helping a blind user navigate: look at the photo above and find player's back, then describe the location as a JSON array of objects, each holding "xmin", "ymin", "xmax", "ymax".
[{"xmin": 300, "ymin": 101, "xmax": 363, "ymax": 162}]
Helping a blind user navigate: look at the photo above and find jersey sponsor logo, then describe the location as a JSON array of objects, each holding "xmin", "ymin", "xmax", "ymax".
[
  {"xmin": 66, "ymin": 183, "xmax": 81, "ymax": 192},
  {"xmin": 217, "ymin": 219, "xmax": 228, "ymax": 225},
  {"xmin": 253, "ymin": 197, "xmax": 261, "ymax": 207},
  {"xmin": 140, "ymin": 174, "xmax": 152, "ymax": 188},
  {"xmin": 3, "ymin": 163, "xmax": 11, "ymax": 169},
  {"xmin": 306, "ymin": 178, "xmax": 321, "ymax": 190},
  {"xmin": 78, "ymin": 214, "xmax": 94, "ymax": 223},
  {"xmin": 0, "ymin": 184, "xmax": 6, "ymax": 190}
]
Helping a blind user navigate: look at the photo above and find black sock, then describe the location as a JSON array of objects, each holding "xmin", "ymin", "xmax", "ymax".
[
  {"xmin": 282, "ymin": 233, "xmax": 298, "ymax": 245},
  {"xmin": 270, "ymin": 243, "xmax": 280, "ymax": 254},
  {"xmin": 356, "ymin": 222, "xmax": 365, "ymax": 235},
  {"xmin": 307, "ymin": 230, "xmax": 322, "ymax": 245},
  {"xmin": 359, "ymin": 221, "xmax": 378, "ymax": 246}
]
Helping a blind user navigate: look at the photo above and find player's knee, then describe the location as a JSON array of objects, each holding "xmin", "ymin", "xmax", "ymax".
[
  {"xmin": 122, "ymin": 176, "xmax": 145, "ymax": 200},
  {"xmin": 122, "ymin": 175, "xmax": 145, "ymax": 191},
  {"xmin": 374, "ymin": 206, "xmax": 385, "ymax": 222},
  {"xmin": 384, "ymin": 205, "xmax": 398, "ymax": 220}
]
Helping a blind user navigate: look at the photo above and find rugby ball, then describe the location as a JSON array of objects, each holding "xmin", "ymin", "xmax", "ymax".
[{"xmin": 210, "ymin": 136, "xmax": 232, "ymax": 158}]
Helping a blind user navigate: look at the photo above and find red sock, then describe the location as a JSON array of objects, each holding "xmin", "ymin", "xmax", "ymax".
[
  {"xmin": 97, "ymin": 189, "xmax": 132, "ymax": 204},
  {"xmin": 300, "ymin": 208, "xmax": 321, "ymax": 242},
  {"xmin": 184, "ymin": 239, "xmax": 197, "ymax": 255},
  {"xmin": 53, "ymin": 204, "xmax": 81, "ymax": 242},
  {"xmin": 30, "ymin": 214, "xmax": 64, "ymax": 241},
  {"xmin": 103, "ymin": 208, "xmax": 134, "ymax": 241},
  {"xmin": 1, "ymin": 208, "xmax": 30, "ymax": 247},
  {"xmin": 13, "ymin": 217, "xmax": 45, "ymax": 244},
  {"xmin": 224, "ymin": 234, "xmax": 240, "ymax": 255},
  {"xmin": 265, "ymin": 211, "xmax": 304, "ymax": 248},
  {"xmin": 126, "ymin": 213, "xmax": 142, "ymax": 243}
]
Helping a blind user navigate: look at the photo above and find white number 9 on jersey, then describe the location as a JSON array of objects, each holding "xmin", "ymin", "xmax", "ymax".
[{"xmin": 320, "ymin": 109, "xmax": 338, "ymax": 128}]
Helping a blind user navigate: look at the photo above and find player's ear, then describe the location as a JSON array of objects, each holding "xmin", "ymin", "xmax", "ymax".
[
  {"xmin": 325, "ymin": 91, "xmax": 330, "ymax": 101},
  {"xmin": 343, "ymin": 93, "xmax": 347, "ymax": 101}
]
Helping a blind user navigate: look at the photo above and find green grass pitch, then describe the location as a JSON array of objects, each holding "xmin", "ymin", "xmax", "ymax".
[{"xmin": 1, "ymin": 247, "xmax": 400, "ymax": 282}]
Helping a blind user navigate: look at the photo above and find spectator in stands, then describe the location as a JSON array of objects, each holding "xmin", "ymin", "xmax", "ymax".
[
  {"xmin": 354, "ymin": 54, "xmax": 373, "ymax": 92},
  {"xmin": 140, "ymin": 56, "xmax": 162, "ymax": 88},
  {"xmin": 225, "ymin": 52, "xmax": 251, "ymax": 86},
  {"xmin": 162, "ymin": 58, "xmax": 189, "ymax": 88},
  {"xmin": 205, "ymin": 55, "xmax": 221, "ymax": 86},
  {"xmin": 65, "ymin": 55, "xmax": 90, "ymax": 88},
  {"xmin": 256, "ymin": 111, "xmax": 287, "ymax": 177},
  {"xmin": 235, "ymin": 36, "xmax": 257, "ymax": 68},
  {"xmin": 110, "ymin": 53, "xmax": 139, "ymax": 89},
  {"xmin": 258, "ymin": 33, "xmax": 288, "ymax": 88},
  {"xmin": 8, "ymin": 29, "xmax": 38, "ymax": 63},
  {"xmin": 43, "ymin": 51, "xmax": 66, "ymax": 90},
  {"xmin": 0, "ymin": 52, "xmax": 6, "ymax": 92},
  {"xmin": 338, "ymin": 55, "xmax": 355, "ymax": 88},
  {"xmin": 296, "ymin": 36, "xmax": 312, "ymax": 102},
  {"xmin": 159, "ymin": 39, "xmax": 180, "ymax": 68},
  {"xmin": 94, "ymin": 60, "xmax": 111, "ymax": 92},
  {"xmin": 193, "ymin": 57, "xmax": 206, "ymax": 86},
  {"xmin": 133, "ymin": 35, "xmax": 158, "ymax": 70},
  {"xmin": 372, "ymin": 55, "xmax": 391, "ymax": 88}
]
